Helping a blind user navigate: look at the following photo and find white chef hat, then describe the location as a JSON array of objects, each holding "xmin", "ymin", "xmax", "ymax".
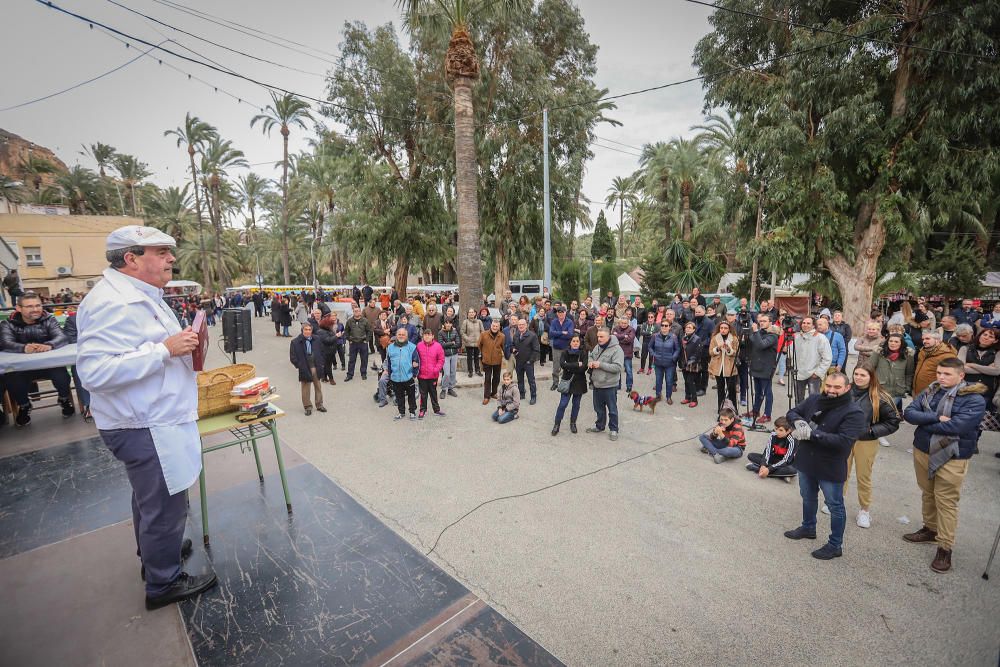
[{"xmin": 106, "ymin": 225, "xmax": 176, "ymax": 251}]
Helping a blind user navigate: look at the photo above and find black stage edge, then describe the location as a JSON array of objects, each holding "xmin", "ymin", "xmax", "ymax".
[
  {"xmin": 0, "ymin": 436, "xmax": 132, "ymax": 558},
  {"xmin": 180, "ymin": 464, "xmax": 563, "ymax": 667}
]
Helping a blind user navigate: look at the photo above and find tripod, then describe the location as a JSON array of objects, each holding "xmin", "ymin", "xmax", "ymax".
[
  {"xmin": 984, "ymin": 520, "xmax": 1000, "ymax": 580},
  {"xmin": 785, "ymin": 332, "xmax": 798, "ymax": 410}
]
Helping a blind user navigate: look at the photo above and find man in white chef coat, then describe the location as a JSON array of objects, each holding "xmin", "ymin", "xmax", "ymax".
[{"xmin": 77, "ymin": 225, "xmax": 217, "ymax": 610}]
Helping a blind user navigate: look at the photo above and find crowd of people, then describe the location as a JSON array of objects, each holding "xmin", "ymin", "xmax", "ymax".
[{"xmin": 280, "ymin": 286, "xmax": 997, "ymax": 574}]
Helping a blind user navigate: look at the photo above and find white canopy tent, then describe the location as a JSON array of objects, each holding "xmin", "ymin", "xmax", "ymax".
[{"xmin": 591, "ymin": 272, "xmax": 642, "ymax": 300}]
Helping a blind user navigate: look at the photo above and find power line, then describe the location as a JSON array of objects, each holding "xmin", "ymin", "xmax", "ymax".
[
  {"xmin": 592, "ymin": 142, "xmax": 643, "ymax": 158},
  {"xmin": 681, "ymin": 0, "xmax": 997, "ymax": 62},
  {"xmin": 105, "ymin": 0, "xmax": 329, "ymax": 78},
  {"xmin": 0, "ymin": 41, "xmax": 163, "ymax": 112},
  {"xmin": 150, "ymin": 0, "xmax": 341, "ymax": 61},
  {"xmin": 594, "ymin": 135, "xmax": 646, "ymax": 152}
]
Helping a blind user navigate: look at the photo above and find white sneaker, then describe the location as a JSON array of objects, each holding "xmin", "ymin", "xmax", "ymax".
[
  {"xmin": 879, "ymin": 437, "xmax": 891, "ymax": 447},
  {"xmin": 820, "ymin": 504, "xmax": 830, "ymax": 515},
  {"xmin": 857, "ymin": 509, "xmax": 871, "ymax": 528}
]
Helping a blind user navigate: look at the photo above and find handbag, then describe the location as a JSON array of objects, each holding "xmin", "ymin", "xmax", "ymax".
[
  {"xmin": 541, "ymin": 331, "xmax": 550, "ymax": 346},
  {"xmin": 556, "ymin": 377, "xmax": 572, "ymax": 394}
]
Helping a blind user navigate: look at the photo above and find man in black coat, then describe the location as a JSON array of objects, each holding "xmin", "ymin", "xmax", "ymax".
[
  {"xmin": 783, "ymin": 372, "xmax": 866, "ymax": 560},
  {"xmin": 512, "ymin": 318, "xmax": 540, "ymax": 405},
  {"xmin": 289, "ymin": 323, "xmax": 326, "ymax": 416},
  {"xmin": 747, "ymin": 314, "xmax": 780, "ymax": 423},
  {"xmin": 0, "ymin": 292, "xmax": 74, "ymax": 424}
]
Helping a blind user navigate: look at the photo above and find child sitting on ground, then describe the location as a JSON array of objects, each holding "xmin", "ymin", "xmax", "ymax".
[
  {"xmin": 492, "ymin": 370, "xmax": 520, "ymax": 424},
  {"xmin": 698, "ymin": 407, "xmax": 746, "ymax": 463},
  {"xmin": 745, "ymin": 416, "xmax": 797, "ymax": 483}
]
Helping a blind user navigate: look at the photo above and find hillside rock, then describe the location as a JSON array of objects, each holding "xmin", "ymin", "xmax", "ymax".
[{"xmin": 0, "ymin": 128, "xmax": 68, "ymax": 189}]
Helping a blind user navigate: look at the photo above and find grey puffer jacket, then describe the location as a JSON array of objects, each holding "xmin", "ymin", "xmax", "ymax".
[
  {"xmin": 588, "ymin": 334, "xmax": 624, "ymax": 389},
  {"xmin": 0, "ymin": 311, "xmax": 69, "ymax": 352}
]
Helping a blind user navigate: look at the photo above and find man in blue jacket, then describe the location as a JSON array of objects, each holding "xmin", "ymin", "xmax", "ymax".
[
  {"xmin": 548, "ymin": 307, "xmax": 575, "ymax": 391},
  {"xmin": 902, "ymin": 357, "xmax": 987, "ymax": 573},
  {"xmin": 783, "ymin": 372, "xmax": 866, "ymax": 560},
  {"xmin": 816, "ymin": 316, "xmax": 847, "ymax": 372},
  {"xmin": 385, "ymin": 327, "xmax": 419, "ymax": 420},
  {"xmin": 648, "ymin": 321, "xmax": 681, "ymax": 404},
  {"xmin": 951, "ymin": 299, "xmax": 981, "ymax": 328}
]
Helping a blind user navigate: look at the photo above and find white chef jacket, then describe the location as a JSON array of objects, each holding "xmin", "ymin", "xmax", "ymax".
[{"xmin": 77, "ymin": 268, "xmax": 201, "ymax": 494}]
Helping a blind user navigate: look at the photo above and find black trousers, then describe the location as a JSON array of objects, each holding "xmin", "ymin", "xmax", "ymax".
[
  {"xmin": 747, "ymin": 452, "xmax": 796, "ymax": 477},
  {"xmin": 418, "ymin": 378, "xmax": 440, "ymax": 413},
  {"xmin": 682, "ymin": 370, "xmax": 700, "ymax": 402},
  {"xmin": 539, "ymin": 344, "xmax": 551, "ymax": 365},
  {"xmin": 483, "ymin": 363, "xmax": 501, "ymax": 399},
  {"xmin": 715, "ymin": 374, "xmax": 738, "ymax": 413},
  {"xmin": 699, "ymin": 366, "xmax": 709, "ymax": 392},
  {"xmin": 640, "ymin": 338, "xmax": 651, "ymax": 370},
  {"xmin": 347, "ymin": 342, "xmax": 368, "ymax": 378},
  {"xmin": 392, "ymin": 379, "xmax": 416, "ymax": 415},
  {"xmin": 466, "ymin": 347, "xmax": 481, "ymax": 374},
  {"xmin": 6, "ymin": 368, "xmax": 73, "ymax": 408},
  {"xmin": 329, "ymin": 345, "xmax": 345, "ymax": 369}
]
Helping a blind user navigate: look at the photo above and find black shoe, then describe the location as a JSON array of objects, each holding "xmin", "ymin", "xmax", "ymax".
[
  {"xmin": 440, "ymin": 389, "xmax": 447, "ymax": 400},
  {"xmin": 447, "ymin": 388, "xmax": 458, "ymax": 398},
  {"xmin": 697, "ymin": 390, "xmax": 706, "ymax": 397},
  {"xmin": 570, "ymin": 422, "xmax": 577, "ymax": 434},
  {"xmin": 344, "ymin": 376, "xmax": 353, "ymax": 382},
  {"xmin": 362, "ymin": 375, "xmax": 368, "ymax": 381},
  {"xmin": 141, "ymin": 539, "xmax": 193, "ymax": 581},
  {"xmin": 811, "ymin": 543, "xmax": 842, "ymax": 560},
  {"xmin": 60, "ymin": 398, "xmax": 75, "ymax": 418},
  {"xmin": 551, "ymin": 424, "xmax": 559, "ymax": 436},
  {"xmin": 305, "ymin": 408, "xmax": 312, "ymax": 416},
  {"xmin": 316, "ymin": 406, "xmax": 327, "ymax": 413},
  {"xmin": 529, "ymin": 397, "xmax": 537, "ymax": 405},
  {"xmin": 14, "ymin": 407, "xmax": 31, "ymax": 427},
  {"xmin": 144, "ymin": 572, "xmax": 218, "ymax": 610},
  {"xmin": 784, "ymin": 526, "xmax": 817, "ymax": 540}
]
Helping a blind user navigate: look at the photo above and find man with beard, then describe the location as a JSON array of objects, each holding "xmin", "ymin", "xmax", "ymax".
[{"xmin": 782, "ymin": 372, "xmax": 866, "ymax": 560}]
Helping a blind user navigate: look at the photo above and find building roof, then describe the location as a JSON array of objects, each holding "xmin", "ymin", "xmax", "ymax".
[{"xmin": 0, "ymin": 214, "xmax": 140, "ymax": 235}]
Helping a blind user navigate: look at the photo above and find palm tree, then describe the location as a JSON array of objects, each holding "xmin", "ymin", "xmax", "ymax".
[
  {"xmin": 56, "ymin": 166, "xmax": 101, "ymax": 214},
  {"xmin": 605, "ymin": 175, "xmax": 637, "ymax": 260},
  {"xmin": 200, "ymin": 136, "xmax": 248, "ymax": 287},
  {"xmin": 667, "ymin": 138, "xmax": 705, "ymax": 243},
  {"xmin": 639, "ymin": 142, "xmax": 677, "ymax": 245},
  {"xmin": 111, "ymin": 154, "xmax": 151, "ymax": 216},
  {"xmin": 145, "ymin": 185, "xmax": 194, "ymax": 242},
  {"xmin": 398, "ymin": 0, "xmax": 527, "ymax": 317},
  {"xmin": 165, "ymin": 114, "xmax": 217, "ymax": 290},
  {"xmin": 236, "ymin": 173, "xmax": 271, "ymax": 241},
  {"xmin": 251, "ymin": 92, "xmax": 313, "ymax": 284},
  {"xmin": 81, "ymin": 142, "xmax": 124, "ymax": 213},
  {"xmin": 18, "ymin": 154, "xmax": 57, "ymax": 192}
]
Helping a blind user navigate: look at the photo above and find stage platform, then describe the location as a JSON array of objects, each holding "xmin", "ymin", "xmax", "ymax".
[{"xmin": 0, "ymin": 432, "xmax": 562, "ymax": 666}]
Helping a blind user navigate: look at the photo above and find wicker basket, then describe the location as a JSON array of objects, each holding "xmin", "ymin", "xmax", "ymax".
[{"xmin": 197, "ymin": 363, "xmax": 256, "ymax": 418}]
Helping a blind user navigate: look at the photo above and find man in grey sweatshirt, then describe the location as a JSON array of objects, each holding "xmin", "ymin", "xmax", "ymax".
[
  {"xmin": 586, "ymin": 327, "xmax": 624, "ymax": 441},
  {"xmin": 793, "ymin": 316, "xmax": 832, "ymax": 404}
]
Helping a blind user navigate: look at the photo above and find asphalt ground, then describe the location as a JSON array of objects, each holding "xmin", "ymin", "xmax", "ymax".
[{"xmin": 207, "ymin": 315, "xmax": 1000, "ymax": 666}]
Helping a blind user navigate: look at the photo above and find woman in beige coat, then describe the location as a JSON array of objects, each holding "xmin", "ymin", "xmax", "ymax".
[
  {"xmin": 461, "ymin": 308, "xmax": 484, "ymax": 377},
  {"xmin": 708, "ymin": 321, "xmax": 740, "ymax": 413}
]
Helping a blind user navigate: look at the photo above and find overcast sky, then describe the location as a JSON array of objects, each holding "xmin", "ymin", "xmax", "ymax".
[{"xmin": 2, "ymin": 0, "xmax": 712, "ymax": 226}]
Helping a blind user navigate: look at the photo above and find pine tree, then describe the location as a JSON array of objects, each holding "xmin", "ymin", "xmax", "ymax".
[
  {"xmin": 591, "ymin": 210, "xmax": 616, "ymax": 261},
  {"xmin": 640, "ymin": 252, "xmax": 672, "ymax": 303}
]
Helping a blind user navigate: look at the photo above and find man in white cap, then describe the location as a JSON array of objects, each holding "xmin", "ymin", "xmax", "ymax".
[{"xmin": 77, "ymin": 225, "xmax": 217, "ymax": 609}]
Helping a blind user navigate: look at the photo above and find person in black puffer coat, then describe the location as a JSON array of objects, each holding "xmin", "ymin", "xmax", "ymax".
[
  {"xmin": 782, "ymin": 371, "xmax": 866, "ymax": 561},
  {"xmin": 63, "ymin": 312, "xmax": 93, "ymax": 421},
  {"xmin": 0, "ymin": 294, "xmax": 74, "ymax": 424},
  {"xmin": 289, "ymin": 323, "xmax": 327, "ymax": 415},
  {"xmin": 552, "ymin": 334, "xmax": 588, "ymax": 435}
]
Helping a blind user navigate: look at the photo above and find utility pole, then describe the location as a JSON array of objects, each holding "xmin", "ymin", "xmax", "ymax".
[
  {"xmin": 749, "ymin": 181, "xmax": 765, "ymax": 306},
  {"xmin": 542, "ymin": 108, "xmax": 552, "ymax": 291}
]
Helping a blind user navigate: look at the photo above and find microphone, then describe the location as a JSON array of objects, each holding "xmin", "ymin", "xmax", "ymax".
[{"xmin": 171, "ymin": 267, "xmax": 181, "ymax": 275}]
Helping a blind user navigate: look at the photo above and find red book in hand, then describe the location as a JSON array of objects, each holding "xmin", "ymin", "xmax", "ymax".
[{"xmin": 191, "ymin": 310, "xmax": 209, "ymax": 371}]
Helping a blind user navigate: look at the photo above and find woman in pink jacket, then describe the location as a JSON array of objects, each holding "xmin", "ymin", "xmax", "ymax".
[{"xmin": 415, "ymin": 328, "xmax": 446, "ymax": 418}]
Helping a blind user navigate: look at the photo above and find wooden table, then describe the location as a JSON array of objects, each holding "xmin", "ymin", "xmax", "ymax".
[{"xmin": 196, "ymin": 404, "xmax": 290, "ymax": 545}]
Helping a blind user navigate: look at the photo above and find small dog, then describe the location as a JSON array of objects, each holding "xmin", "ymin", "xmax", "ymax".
[{"xmin": 629, "ymin": 391, "xmax": 660, "ymax": 414}]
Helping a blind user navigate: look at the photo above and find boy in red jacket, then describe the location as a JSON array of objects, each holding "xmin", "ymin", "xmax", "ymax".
[{"xmin": 698, "ymin": 407, "xmax": 747, "ymax": 464}]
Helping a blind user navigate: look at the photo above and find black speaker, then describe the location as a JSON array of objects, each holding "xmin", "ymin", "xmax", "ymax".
[{"xmin": 222, "ymin": 308, "xmax": 253, "ymax": 354}]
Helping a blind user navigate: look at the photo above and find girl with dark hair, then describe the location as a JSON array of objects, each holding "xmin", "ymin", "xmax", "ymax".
[{"xmin": 869, "ymin": 333, "xmax": 914, "ymax": 413}]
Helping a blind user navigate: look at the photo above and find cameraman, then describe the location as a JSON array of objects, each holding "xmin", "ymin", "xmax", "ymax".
[
  {"xmin": 776, "ymin": 310, "xmax": 796, "ymax": 386},
  {"xmin": 734, "ymin": 299, "xmax": 756, "ymax": 407}
]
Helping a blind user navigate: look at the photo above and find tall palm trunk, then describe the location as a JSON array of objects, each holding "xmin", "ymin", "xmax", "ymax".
[
  {"xmin": 188, "ymin": 148, "xmax": 211, "ymax": 289},
  {"xmin": 493, "ymin": 239, "xmax": 509, "ymax": 306},
  {"xmin": 280, "ymin": 126, "xmax": 291, "ymax": 284},
  {"xmin": 211, "ymin": 177, "xmax": 228, "ymax": 287},
  {"xmin": 453, "ymin": 74, "xmax": 484, "ymax": 318},
  {"xmin": 682, "ymin": 192, "xmax": 692, "ymax": 241}
]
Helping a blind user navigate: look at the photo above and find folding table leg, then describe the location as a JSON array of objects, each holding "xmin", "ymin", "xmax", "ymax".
[
  {"xmin": 251, "ymin": 439, "xmax": 264, "ymax": 482},
  {"xmin": 270, "ymin": 421, "xmax": 292, "ymax": 513},
  {"xmin": 199, "ymin": 461, "xmax": 210, "ymax": 546}
]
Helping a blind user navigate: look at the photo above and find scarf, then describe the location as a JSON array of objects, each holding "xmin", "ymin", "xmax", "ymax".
[
  {"xmin": 887, "ymin": 350, "xmax": 900, "ymax": 362},
  {"xmin": 920, "ymin": 381, "xmax": 964, "ymax": 478},
  {"xmin": 815, "ymin": 391, "xmax": 852, "ymax": 414}
]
